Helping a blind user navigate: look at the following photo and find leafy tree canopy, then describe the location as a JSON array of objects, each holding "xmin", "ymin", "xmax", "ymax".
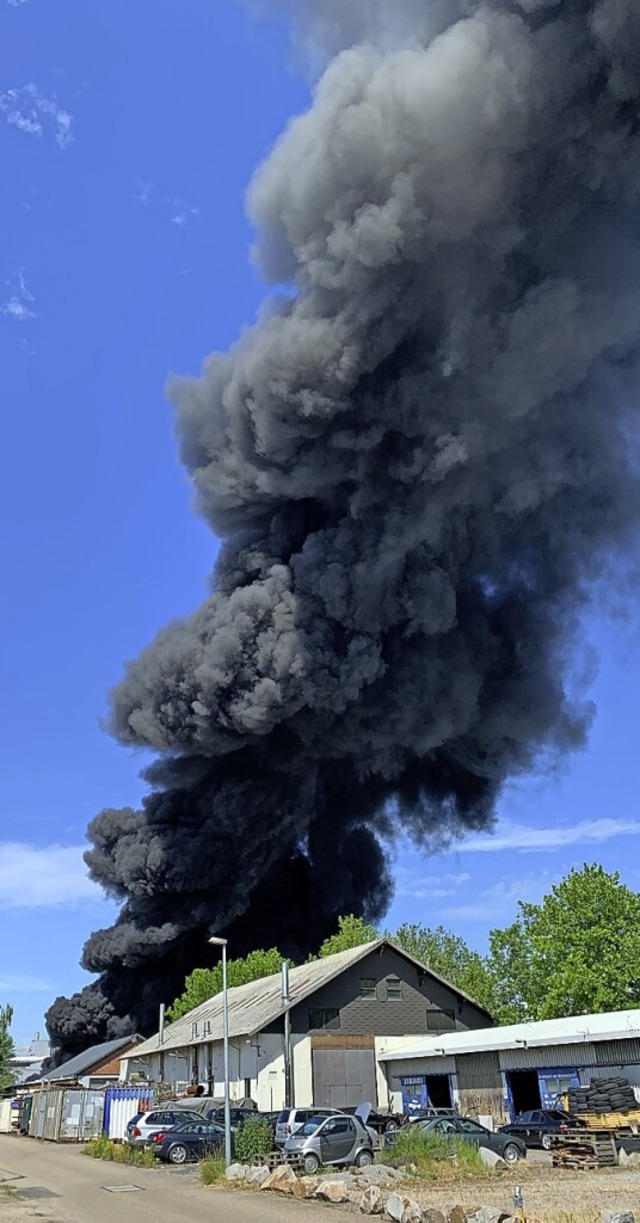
[
  {"xmin": 167, "ymin": 948, "xmax": 289, "ymax": 1022},
  {"xmin": 0, "ymin": 1004, "xmax": 14, "ymax": 1093},
  {"xmin": 487, "ymin": 864, "xmax": 640, "ymax": 1023},
  {"xmin": 317, "ymin": 914, "xmax": 379, "ymax": 958},
  {"xmin": 392, "ymin": 922, "xmax": 495, "ymax": 1013}
]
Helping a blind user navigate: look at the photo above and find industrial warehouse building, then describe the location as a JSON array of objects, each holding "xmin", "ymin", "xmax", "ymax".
[
  {"xmin": 378, "ymin": 1009, "xmax": 640, "ymax": 1126},
  {"xmin": 121, "ymin": 940, "xmax": 492, "ymax": 1111}
]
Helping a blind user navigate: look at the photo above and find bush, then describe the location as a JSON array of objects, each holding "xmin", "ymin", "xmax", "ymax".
[
  {"xmin": 234, "ymin": 1116, "xmax": 274, "ymax": 1163},
  {"xmin": 381, "ymin": 1128, "xmax": 488, "ymax": 1182},
  {"xmin": 84, "ymin": 1134, "xmax": 156, "ymax": 1168},
  {"xmin": 199, "ymin": 1154, "xmax": 226, "ymax": 1185}
]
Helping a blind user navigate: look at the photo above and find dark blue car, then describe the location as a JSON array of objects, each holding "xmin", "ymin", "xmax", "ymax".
[{"xmin": 151, "ymin": 1118, "xmax": 230, "ymax": 1164}]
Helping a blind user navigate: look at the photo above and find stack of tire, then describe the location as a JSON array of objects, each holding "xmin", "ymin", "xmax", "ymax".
[{"xmin": 567, "ymin": 1076, "xmax": 638, "ymax": 1115}]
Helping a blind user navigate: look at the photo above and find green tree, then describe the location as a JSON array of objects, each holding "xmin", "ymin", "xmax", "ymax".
[
  {"xmin": 487, "ymin": 864, "xmax": 640, "ymax": 1023},
  {"xmin": 0, "ymin": 1004, "xmax": 14, "ymax": 1092},
  {"xmin": 391, "ymin": 922, "xmax": 495, "ymax": 1013},
  {"xmin": 317, "ymin": 914, "xmax": 379, "ymax": 958},
  {"xmin": 167, "ymin": 948, "xmax": 289, "ymax": 1021}
]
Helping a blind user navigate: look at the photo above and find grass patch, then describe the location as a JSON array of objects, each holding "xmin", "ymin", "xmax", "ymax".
[
  {"xmin": 199, "ymin": 1154, "xmax": 226, "ymax": 1186},
  {"xmin": 381, "ymin": 1128, "xmax": 493, "ymax": 1182},
  {"xmin": 83, "ymin": 1133, "xmax": 156, "ymax": 1168}
]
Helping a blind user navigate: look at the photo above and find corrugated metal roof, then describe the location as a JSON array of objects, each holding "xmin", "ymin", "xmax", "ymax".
[
  {"xmin": 46, "ymin": 1034, "xmax": 142, "ymax": 1081},
  {"xmin": 129, "ymin": 938, "xmax": 491, "ymax": 1061},
  {"xmin": 378, "ymin": 1009, "xmax": 640, "ymax": 1062}
]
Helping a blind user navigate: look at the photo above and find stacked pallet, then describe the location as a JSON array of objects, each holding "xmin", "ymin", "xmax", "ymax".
[{"xmin": 551, "ymin": 1130, "xmax": 618, "ymax": 1171}]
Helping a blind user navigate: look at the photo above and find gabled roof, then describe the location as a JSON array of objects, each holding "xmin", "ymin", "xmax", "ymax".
[
  {"xmin": 45, "ymin": 1034, "xmax": 142, "ymax": 1082},
  {"xmin": 378, "ymin": 1008, "xmax": 640, "ymax": 1062},
  {"xmin": 129, "ymin": 938, "xmax": 492, "ymax": 1061}
]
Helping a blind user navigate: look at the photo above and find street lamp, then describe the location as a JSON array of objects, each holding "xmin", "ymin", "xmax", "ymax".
[{"xmin": 209, "ymin": 935, "xmax": 232, "ymax": 1167}]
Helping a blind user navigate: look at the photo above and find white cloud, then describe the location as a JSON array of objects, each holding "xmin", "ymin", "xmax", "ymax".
[
  {"xmin": 0, "ymin": 974, "xmax": 51, "ymax": 993},
  {"xmin": 0, "ymin": 83, "xmax": 74, "ymax": 148},
  {"xmin": 460, "ymin": 817, "xmax": 640, "ymax": 854},
  {"xmin": 397, "ymin": 869, "xmax": 471, "ymax": 901},
  {"xmin": 134, "ymin": 179, "xmax": 199, "ymax": 228},
  {"xmin": 439, "ymin": 872, "xmax": 553, "ymax": 924},
  {"xmin": 0, "ymin": 843, "xmax": 104, "ymax": 909},
  {"xmin": 1, "ymin": 268, "xmax": 37, "ymax": 322},
  {"xmin": 167, "ymin": 197, "xmax": 199, "ymax": 228},
  {"xmin": 5, "ymin": 0, "xmax": 30, "ymax": 6}
]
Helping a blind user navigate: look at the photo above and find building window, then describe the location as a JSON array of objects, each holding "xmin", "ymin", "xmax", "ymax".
[
  {"xmin": 386, "ymin": 977, "xmax": 402, "ymax": 1001},
  {"xmin": 426, "ymin": 1008, "xmax": 456, "ymax": 1031},
  {"xmin": 308, "ymin": 1008, "xmax": 340, "ymax": 1031},
  {"xmin": 360, "ymin": 978, "xmax": 377, "ymax": 1000}
]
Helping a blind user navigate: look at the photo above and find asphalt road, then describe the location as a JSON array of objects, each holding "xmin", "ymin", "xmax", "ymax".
[{"xmin": 0, "ymin": 1136, "xmax": 354, "ymax": 1223}]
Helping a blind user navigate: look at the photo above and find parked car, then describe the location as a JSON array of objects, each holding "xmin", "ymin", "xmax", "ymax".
[
  {"xmin": 284, "ymin": 1112, "xmax": 375, "ymax": 1173},
  {"xmin": 404, "ymin": 1108, "xmax": 459, "ymax": 1126},
  {"xmin": 205, "ymin": 1106, "xmax": 260, "ymax": 1131},
  {"xmin": 275, "ymin": 1106, "xmax": 339, "ymax": 1148},
  {"xmin": 151, "ymin": 1119, "xmax": 229, "ymax": 1164},
  {"xmin": 390, "ymin": 1114, "xmax": 526, "ymax": 1164},
  {"xmin": 125, "ymin": 1107, "xmax": 205, "ymax": 1147},
  {"xmin": 345, "ymin": 1104, "xmax": 404, "ymax": 1134},
  {"xmin": 499, "ymin": 1108, "xmax": 584, "ymax": 1150}
]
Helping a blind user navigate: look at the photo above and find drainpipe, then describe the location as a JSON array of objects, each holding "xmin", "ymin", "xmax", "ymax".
[
  {"xmin": 282, "ymin": 962, "xmax": 293, "ymax": 1108},
  {"xmin": 158, "ymin": 1003, "xmax": 166, "ymax": 1082}
]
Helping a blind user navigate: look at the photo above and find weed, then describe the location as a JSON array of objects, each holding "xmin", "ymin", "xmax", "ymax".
[
  {"xmin": 199, "ymin": 1154, "xmax": 226, "ymax": 1185},
  {"xmin": 83, "ymin": 1134, "xmax": 155, "ymax": 1168},
  {"xmin": 381, "ymin": 1128, "xmax": 491, "ymax": 1181}
]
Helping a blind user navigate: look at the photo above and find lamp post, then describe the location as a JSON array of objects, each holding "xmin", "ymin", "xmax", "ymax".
[{"xmin": 209, "ymin": 935, "xmax": 232, "ymax": 1167}]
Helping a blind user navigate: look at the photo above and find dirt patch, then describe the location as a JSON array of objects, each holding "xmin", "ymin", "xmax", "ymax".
[{"xmin": 403, "ymin": 1163, "xmax": 640, "ymax": 1222}]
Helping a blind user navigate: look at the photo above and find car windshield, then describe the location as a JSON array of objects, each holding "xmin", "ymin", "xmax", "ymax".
[{"xmin": 297, "ymin": 1116, "xmax": 326, "ymax": 1137}]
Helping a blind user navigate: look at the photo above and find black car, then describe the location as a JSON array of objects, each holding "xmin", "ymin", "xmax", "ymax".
[
  {"xmin": 390, "ymin": 1114, "xmax": 526, "ymax": 1164},
  {"xmin": 205, "ymin": 1106, "xmax": 258, "ymax": 1131},
  {"xmin": 151, "ymin": 1119, "xmax": 230, "ymax": 1164},
  {"xmin": 499, "ymin": 1108, "xmax": 583, "ymax": 1150}
]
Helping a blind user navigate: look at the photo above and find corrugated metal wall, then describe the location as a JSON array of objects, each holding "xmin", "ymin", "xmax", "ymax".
[
  {"xmin": 456, "ymin": 1052, "xmax": 507, "ymax": 1125},
  {"xmin": 105, "ymin": 1088, "xmax": 153, "ymax": 1140},
  {"xmin": 498, "ymin": 1044, "xmax": 597, "ymax": 1071},
  {"xmin": 594, "ymin": 1039, "xmax": 640, "ymax": 1067}
]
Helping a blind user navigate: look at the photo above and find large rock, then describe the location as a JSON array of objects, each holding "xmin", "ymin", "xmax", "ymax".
[
  {"xmin": 423, "ymin": 1211, "xmax": 446, "ymax": 1223},
  {"xmin": 315, "ymin": 1180, "xmax": 350, "ymax": 1203},
  {"xmin": 291, "ymin": 1178, "xmax": 314, "ymax": 1200},
  {"xmin": 360, "ymin": 1185, "xmax": 385, "ymax": 1215},
  {"xmin": 448, "ymin": 1209, "xmax": 467, "ymax": 1223},
  {"xmin": 387, "ymin": 1194, "xmax": 423, "ymax": 1223},
  {"xmin": 618, "ymin": 1150, "xmax": 640, "ymax": 1168},
  {"xmin": 601, "ymin": 1213, "xmax": 636, "ymax": 1223},
  {"xmin": 260, "ymin": 1165, "xmax": 298, "ymax": 1194},
  {"xmin": 360, "ymin": 1165, "xmax": 401, "ymax": 1185},
  {"xmin": 225, "ymin": 1163, "xmax": 248, "ymax": 1181},
  {"xmin": 246, "ymin": 1165, "xmax": 270, "ymax": 1186},
  {"xmin": 478, "ymin": 1147, "xmax": 508, "ymax": 1170},
  {"xmin": 468, "ymin": 1210, "xmax": 512, "ymax": 1223}
]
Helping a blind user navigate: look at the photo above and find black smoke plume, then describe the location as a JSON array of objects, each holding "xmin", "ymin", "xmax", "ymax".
[{"xmin": 47, "ymin": 0, "xmax": 640, "ymax": 1058}]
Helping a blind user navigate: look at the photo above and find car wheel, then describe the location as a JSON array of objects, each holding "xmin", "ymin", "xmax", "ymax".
[
  {"xmin": 542, "ymin": 1134, "xmax": 553, "ymax": 1151},
  {"xmin": 168, "ymin": 1144, "xmax": 189, "ymax": 1164},
  {"xmin": 303, "ymin": 1152, "xmax": 320, "ymax": 1174},
  {"xmin": 385, "ymin": 1119, "xmax": 399, "ymax": 1133},
  {"xmin": 502, "ymin": 1143, "xmax": 521, "ymax": 1164},
  {"xmin": 355, "ymin": 1149, "xmax": 374, "ymax": 1168}
]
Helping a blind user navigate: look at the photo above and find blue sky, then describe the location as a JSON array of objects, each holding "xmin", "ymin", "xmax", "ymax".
[{"xmin": 2, "ymin": 0, "xmax": 639, "ymax": 1044}]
